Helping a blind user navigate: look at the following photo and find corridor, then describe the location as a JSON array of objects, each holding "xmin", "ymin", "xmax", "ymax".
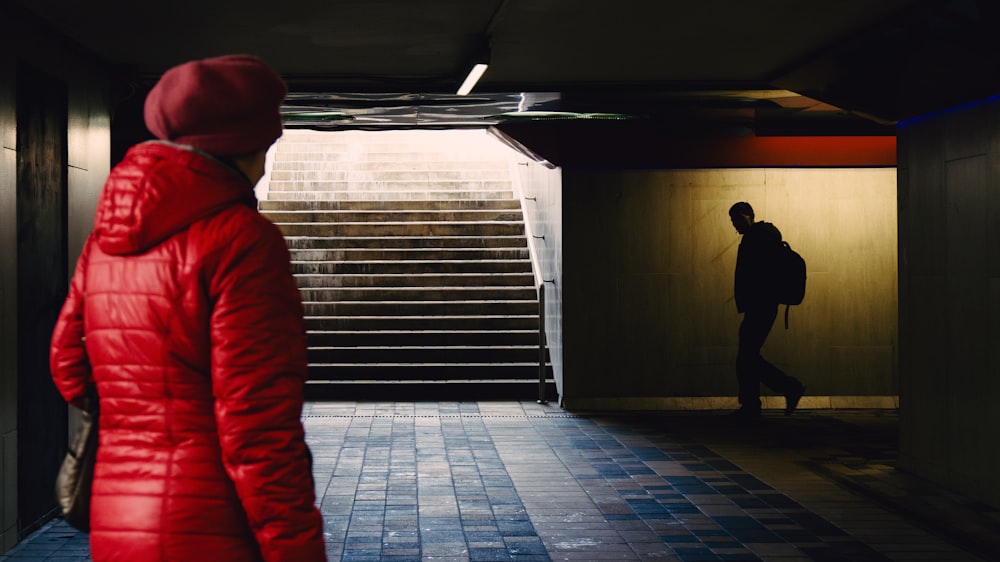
[{"xmin": 1, "ymin": 402, "xmax": 992, "ymax": 562}]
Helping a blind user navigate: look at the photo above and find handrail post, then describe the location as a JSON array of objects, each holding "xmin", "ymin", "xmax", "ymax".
[{"xmin": 537, "ymin": 282, "xmax": 548, "ymax": 404}]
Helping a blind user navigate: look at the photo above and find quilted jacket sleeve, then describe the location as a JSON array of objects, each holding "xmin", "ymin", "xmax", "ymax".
[
  {"xmin": 50, "ymin": 237, "xmax": 94, "ymax": 410},
  {"xmin": 206, "ymin": 211, "xmax": 326, "ymax": 562}
]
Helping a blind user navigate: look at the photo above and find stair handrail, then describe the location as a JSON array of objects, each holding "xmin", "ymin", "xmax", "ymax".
[
  {"xmin": 537, "ymin": 281, "xmax": 548, "ymax": 404},
  {"xmin": 507, "ymin": 159, "xmax": 545, "ymax": 289},
  {"xmin": 506, "ymin": 156, "xmax": 551, "ymax": 403},
  {"xmin": 507, "ymin": 148, "xmax": 555, "ymax": 405}
]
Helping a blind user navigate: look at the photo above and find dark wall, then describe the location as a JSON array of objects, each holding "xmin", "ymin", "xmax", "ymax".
[
  {"xmin": 1, "ymin": 4, "xmax": 111, "ymax": 551},
  {"xmin": 15, "ymin": 62, "xmax": 69, "ymax": 530},
  {"xmin": 897, "ymin": 96, "xmax": 1000, "ymax": 508},
  {"xmin": 110, "ymin": 80, "xmax": 153, "ymax": 166}
]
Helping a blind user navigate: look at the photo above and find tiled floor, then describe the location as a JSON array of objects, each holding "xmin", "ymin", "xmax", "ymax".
[{"xmin": 2, "ymin": 401, "xmax": 997, "ymax": 561}]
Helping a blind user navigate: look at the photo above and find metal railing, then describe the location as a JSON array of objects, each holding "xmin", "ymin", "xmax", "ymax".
[{"xmin": 537, "ymin": 282, "xmax": 547, "ymax": 404}]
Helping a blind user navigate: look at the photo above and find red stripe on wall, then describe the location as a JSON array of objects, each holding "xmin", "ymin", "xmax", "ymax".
[
  {"xmin": 494, "ymin": 121, "xmax": 897, "ymax": 168},
  {"xmin": 713, "ymin": 135, "xmax": 896, "ymax": 167}
]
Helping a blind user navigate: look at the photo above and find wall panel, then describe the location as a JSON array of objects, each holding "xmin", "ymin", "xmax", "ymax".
[
  {"xmin": 0, "ymin": 41, "xmax": 17, "ymax": 552},
  {"xmin": 898, "ymin": 97, "xmax": 1000, "ymax": 509},
  {"xmin": 0, "ymin": 145, "xmax": 15, "ymax": 554},
  {"xmin": 0, "ymin": 3, "xmax": 111, "ymax": 552}
]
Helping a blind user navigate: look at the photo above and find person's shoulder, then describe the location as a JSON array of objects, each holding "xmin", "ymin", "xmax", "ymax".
[
  {"xmin": 752, "ymin": 221, "xmax": 782, "ymax": 241},
  {"xmin": 197, "ymin": 202, "xmax": 284, "ymax": 254}
]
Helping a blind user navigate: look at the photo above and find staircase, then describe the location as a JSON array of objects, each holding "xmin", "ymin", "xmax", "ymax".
[{"xmin": 259, "ymin": 129, "xmax": 554, "ymax": 400}]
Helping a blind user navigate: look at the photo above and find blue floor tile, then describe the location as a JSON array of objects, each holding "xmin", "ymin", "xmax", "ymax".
[{"xmin": 3, "ymin": 404, "xmax": 989, "ymax": 562}]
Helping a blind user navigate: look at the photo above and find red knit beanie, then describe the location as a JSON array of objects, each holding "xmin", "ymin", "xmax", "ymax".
[{"xmin": 143, "ymin": 54, "xmax": 287, "ymax": 156}]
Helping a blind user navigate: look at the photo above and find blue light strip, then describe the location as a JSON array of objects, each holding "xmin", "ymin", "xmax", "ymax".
[{"xmin": 898, "ymin": 93, "xmax": 1000, "ymax": 127}]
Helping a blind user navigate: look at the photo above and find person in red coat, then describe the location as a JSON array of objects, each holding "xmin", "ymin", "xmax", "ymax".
[{"xmin": 49, "ymin": 55, "xmax": 326, "ymax": 562}]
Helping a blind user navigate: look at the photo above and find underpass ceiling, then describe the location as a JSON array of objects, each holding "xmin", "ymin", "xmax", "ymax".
[{"xmin": 9, "ymin": 0, "xmax": 1000, "ymax": 131}]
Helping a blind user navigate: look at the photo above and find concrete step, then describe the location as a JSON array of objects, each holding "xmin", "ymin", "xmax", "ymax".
[
  {"xmin": 290, "ymin": 248, "xmax": 529, "ymax": 261},
  {"xmin": 271, "ymin": 160, "xmax": 509, "ymax": 172},
  {"xmin": 260, "ymin": 199, "xmax": 521, "ymax": 211},
  {"xmin": 264, "ymin": 190, "xmax": 516, "ymax": 201},
  {"xmin": 273, "ymin": 150, "xmax": 509, "ymax": 163},
  {"xmin": 292, "ymin": 260, "xmax": 531, "ymax": 275},
  {"xmin": 309, "ymin": 346, "xmax": 547, "ymax": 363},
  {"xmin": 276, "ymin": 222, "xmax": 525, "ymax": 237},
  {"xmin": 304, "ymin": 380, "xmax": 558, "ymax": 401},
  {"xmin": 274, "ymin": 138, "xmax": 507, "ymax": 151},
  {"xmin": 302, "ymin": 300, "xmax": 539, "ymax": 316},
  {"xmin": 263, "ymin": 209, "xmax": 524, "ymax": 223},
  {"xmin": 294, "ymin": 273, "xmax": 535, "ymax": 288},
  {"xmin": 268, "ymin": 180, "xmax": 512, "ymax": 191},
  {"xmin": 270, "ymin": 169, "xmax": 509, "ymax": 182},
  {"xmin": 306, "ymin": 363, "xmax": 549, "ymax": 381},
  {"xmin": 305, "ymin": 315, "xmax": 539, "ymax": 331},
  {"xmin": 307, "ymin": 330, "xmax": 540, "ymax": 347},
  {"xmin": 285, "ymin": 236, "xmax": 527, "ymax": 250},
  {"xmin": 298, "ymin": 287, "xmax": 537, "ymax": 301}
]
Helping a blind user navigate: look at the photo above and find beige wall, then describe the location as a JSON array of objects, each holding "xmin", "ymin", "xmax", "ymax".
[
  {"xmin": 0, "ymin": 5, "xmax": 110, "ymax": 552},
  {"xmin": 561, "ymin": 167, "xmax": 898, "ymax": 411},
  {"xmin": 898, "ymin": 98, "xmax": 1000, "ymax": 508}
]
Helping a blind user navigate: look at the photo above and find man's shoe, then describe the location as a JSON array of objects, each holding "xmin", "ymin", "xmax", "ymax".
[{"xmin": 784, "ymin": 383, "xmax": 806, "ymax": 416}]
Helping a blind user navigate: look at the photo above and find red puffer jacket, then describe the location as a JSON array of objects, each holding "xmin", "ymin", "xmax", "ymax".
[{"xmin": 50, "ymin": 141, "xmax": 326, "ymax": 562}]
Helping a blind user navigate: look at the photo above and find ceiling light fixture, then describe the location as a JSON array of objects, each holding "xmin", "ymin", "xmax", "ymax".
[
  {"xmin": 457, "ymin": 62, "xmax": 489, "ymax": 96},
  {"xmin": 457, "ymin": 36, "xmax": 491, "ymax": 96}
]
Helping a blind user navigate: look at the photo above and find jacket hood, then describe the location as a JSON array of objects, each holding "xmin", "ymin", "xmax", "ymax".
[{"xmin": 94, "ymin": 141, "xmax": 256, "ymax": 255}]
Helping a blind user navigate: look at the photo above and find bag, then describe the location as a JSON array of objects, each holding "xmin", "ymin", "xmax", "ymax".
[
  {"xmin": 775, "ymin": 240, "xmax": 806, "ymax": 328},
  {"xmin": 55, "ymin": 394, "xmax": 99, "ymax": 532}
]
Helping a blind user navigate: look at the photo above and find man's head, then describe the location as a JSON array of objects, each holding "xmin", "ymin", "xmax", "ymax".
[
  {"xmin": 143, "ymin": 54, "xmax": 287, "ymax": 159},
  {"xmin": 728, "ymin": 201, "xmax": 754, "ymax": 234}
]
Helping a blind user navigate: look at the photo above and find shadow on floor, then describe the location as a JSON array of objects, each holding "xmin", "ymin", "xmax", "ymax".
[{"xmin": 591, "ymin": 408, "xmax": 1000, "ymax": 561}]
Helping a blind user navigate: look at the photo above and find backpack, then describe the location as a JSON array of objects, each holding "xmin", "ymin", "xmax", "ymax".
[{"xmin": 775, "ymin": 240, "xmax": 806, "ymax": 328}]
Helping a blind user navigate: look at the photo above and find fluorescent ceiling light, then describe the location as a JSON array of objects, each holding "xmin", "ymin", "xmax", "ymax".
[
  {"xmin": 281, "ymin": 110, "xmax": 354, "ymax": 122},
  {"xmin": 456, "ymin": 63, "xmax": 489, "ymax": 96},
  {"xmin": 492, "ymin": 111, "xmax": 640, "ymax": 121}
]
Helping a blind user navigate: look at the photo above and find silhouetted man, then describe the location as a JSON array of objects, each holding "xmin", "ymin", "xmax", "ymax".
[{"xmin": 729, "ymin": 202, "xmax": 805, "ymax": 418}]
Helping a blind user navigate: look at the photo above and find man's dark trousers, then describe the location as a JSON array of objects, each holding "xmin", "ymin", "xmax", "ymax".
[{"xmin": 736, "ymin": 304, "xmax": 800, "ymax": 411}]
